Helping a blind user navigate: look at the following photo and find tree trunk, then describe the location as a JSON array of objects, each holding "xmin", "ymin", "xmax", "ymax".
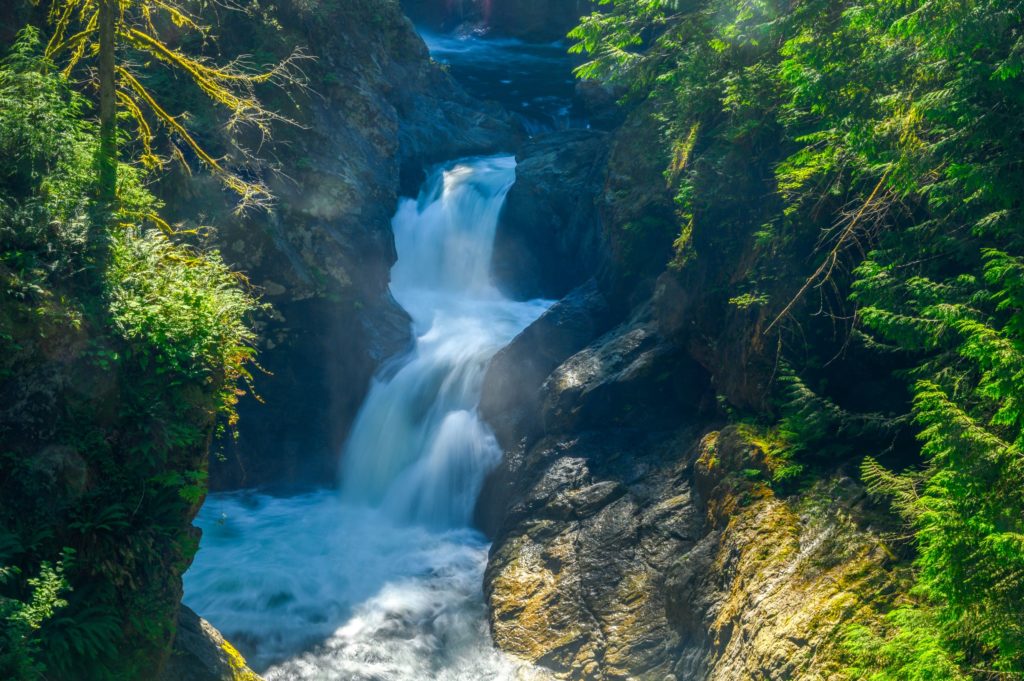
[{"xmin": 97, "ymin": 0, "xmax": 117, "ymax": 203}]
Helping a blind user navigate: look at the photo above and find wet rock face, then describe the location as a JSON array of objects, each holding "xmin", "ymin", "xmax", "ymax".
[
  {"xmin": 159, "ymin": 0, "xmax": 518, "ymax": 489},
  {"xmin": 481, "ymin": 289, "xmax": 895, "ymax": 679},
  {"xmin": 475, "ymin": 300, "xmax": 707, "ymax": 535},
  {"xmin": 667, "ymin": 430, "xmax": 900, "ymax": 681},
  {"xmin": 484, "ymin": 415, "xmax": 898, "ymax": 679},
  {"xmin": 485, "ymin": 431, "xmax": 702, "ymax": 679},
  {"xmin": 482, "ymin": 303, "xmax": 711, "ymax": 678},
  {"xmin": 492, "ymin": 129, "xmax": 611, "ymax": 302},
  {"xmin": 480, "ymin": 279, "xmax": 614, "ymax": 450}
]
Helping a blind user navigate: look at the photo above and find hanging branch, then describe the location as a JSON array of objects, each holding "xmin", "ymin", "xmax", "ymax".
[
  {"xmin": 764, "ymin": 168, "xmax": 892, "ymax": 335},
  {"xmin": 36, "ymin": 0, "xmax": 310, "ymax": 212}
]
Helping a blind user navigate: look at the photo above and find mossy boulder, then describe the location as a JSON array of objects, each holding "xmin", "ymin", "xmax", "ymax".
[{"xmin": 161, "ymin": 606, "xmax": 263, "ymax": 681}]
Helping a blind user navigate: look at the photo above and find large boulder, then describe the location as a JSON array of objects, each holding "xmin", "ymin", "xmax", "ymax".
[
  {"xmin": 481, "ymin": 294, "xmax": 897, "ymax": 679},
  {"xmin": 539, "ymin": 308, "xmax": 709, "ymax": 435},
  {"xmin": 475, "ymin": 280, "xmax": 615, "ymax": 534},
  {"xmin": 485, "ymin": 416, "xmax": 900, "ymax": 681},
  {"xmin": 491, "ymin": 129, "xmax": 610, "ymax": 301},
  {"xmin": 482, "ymin": 308, "xmax": 711, "ymax": 679},
  {"xmin": 485, "ymin": 415, "xmax": 704, "ymax": 679},
  {"xmin": 480, "ymin": 279, "xmax": 614, "ymax": 449}
]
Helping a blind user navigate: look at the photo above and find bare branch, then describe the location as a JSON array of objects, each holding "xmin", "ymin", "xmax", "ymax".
[{"xmin": 764, "ymin": 168, "xmax": 892, "ymax": 335}]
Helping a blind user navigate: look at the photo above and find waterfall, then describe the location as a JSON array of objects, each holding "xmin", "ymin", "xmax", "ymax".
[
  {"xmin": 340, "ymin": 155, "xmax": 547, "ymax": 528},
  {"xmin": 184, "ymin": 156, "xmax": 552, "ymax": 680}
]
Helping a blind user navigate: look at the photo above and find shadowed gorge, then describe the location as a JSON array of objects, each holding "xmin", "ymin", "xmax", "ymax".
[{"xmin": 2, "ymin": 0, "xmax": 1022, "ymax": 679}]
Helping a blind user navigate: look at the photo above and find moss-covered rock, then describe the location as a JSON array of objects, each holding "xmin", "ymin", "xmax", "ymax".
[
  {"xmin": 161, "ymin": 606, "xmax": 263, "ymax": 681},
  {"xmin": 481, "ymin": 293, "xmax": 900, "ymax": 681},
  {"xmin": 0, "ymin": 39, "xmax": 260, "ymax": 678}
]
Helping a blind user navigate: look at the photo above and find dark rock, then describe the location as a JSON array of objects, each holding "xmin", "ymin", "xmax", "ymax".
[
  {"xmin": 397, "ymin": 86, "xmax": 523, "ymax": 195},
  {"xmin": 492, "ymin": 129, "xmax": 610, "ymax": 301},
  {"xmin": 474, "ymin": 280, "xmax": 621, "ymax": 536},
  {"xmin": 539, "ymin": 307, "xmax": 710, "ymax": 435},
  {"xmin": 214, "ymin": 293, "xmax": 411, "ymax": 489},
  {"xmin": 480, "ymin": 279, "xmax": 615, "ymax": 448},
  {"xmin": 604, "ymin": 115, "xmax": 678, "ymax": 305},
  {"xmin": 487, "ymin": 0, "xmax": 593, "ymax": 41},
  {"xmin": 482, "ymin": 293, "xmax": 896, "ymax": 680},
  {"xmin": 575, "ymin": 80, "xmax": 627, "ymax": 131},
  {"xmin": 161, "ymin": 605, "xmax": 263, "ymax": 681}
]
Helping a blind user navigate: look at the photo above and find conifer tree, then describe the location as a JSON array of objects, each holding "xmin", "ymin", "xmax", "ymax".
[{"xmin": 39, "ymin": 0, "xmax": 306, "ymax": 209}]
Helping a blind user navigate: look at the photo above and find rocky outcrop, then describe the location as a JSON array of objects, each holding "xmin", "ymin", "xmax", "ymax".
[
  {"xmin": 482, "ymin": 306, "xmax": 710, "ymax": 678},
  {"xmin": 157, "ymin": 0, "xmax": 519, "ymax": 488},
  {"xmin": 161, "ymin": 606, "xmax": 263, "ymax": 681},
  {"xmin": 485, "ymin": 426, "xmax": 701, "ymax": 679},
  {"xmin": 475, "ymin": 280, "xmax": 616, "ymax": 533},
  {"xmin": 479, "ymin": 108, "xmax": 900, "ymax": 674},
  {"xmin": 485, "ymin": 388, "xmax": 900, "ymax": 680},
  {"xmin": 666, "ymin": 430, "xmax": 900, "ymax": 680},
  {"xmin": 492, "ymin": 130, "xmax": 610, "ymax": 301},
  {"xmin": 480, "ymin": 280, "xmax": 615, "ymax": 448}
]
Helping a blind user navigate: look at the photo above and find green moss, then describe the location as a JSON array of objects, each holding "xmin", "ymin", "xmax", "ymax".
[{"xmin": 220, "ymin": 639, "xmax": 261, "ymax": 681}]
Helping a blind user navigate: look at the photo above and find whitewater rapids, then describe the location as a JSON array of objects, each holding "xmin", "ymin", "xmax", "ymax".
[{"xmin": 185, "ymin": 156, "xmax": 552, "ymax": 680}]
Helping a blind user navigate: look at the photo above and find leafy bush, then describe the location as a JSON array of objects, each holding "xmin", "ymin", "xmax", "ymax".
[
  {"xmin": 1, "ymin": 29, "xmax": 259, "ymax": 680},
  {"xmin": 107, "ymin": 229, "xmax": 258, "ymax": 429},
  {"xmin": 0, "ymin": 559, "xmax": 70, "ymax": 680}
]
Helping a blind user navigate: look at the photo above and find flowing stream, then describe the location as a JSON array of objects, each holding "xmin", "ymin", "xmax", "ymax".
[
  {"xmin": 420, "ymin": 31, "xmax": 583, "ymax": 131},
  {"xmin": 184, "ymin": 155, "xmax": 552, "ymax": 679}
]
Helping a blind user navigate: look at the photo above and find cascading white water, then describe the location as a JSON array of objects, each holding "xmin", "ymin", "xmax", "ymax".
[
  {"xmin": 184, "ymin": 156, "xmax": 551, "ymax": 680},
  {"xmin": 340, "ymin": 156, "xmax": 548, "ymax": 528}
]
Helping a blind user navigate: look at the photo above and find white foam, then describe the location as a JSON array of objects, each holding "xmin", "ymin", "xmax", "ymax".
[{"xmin": 186, "ymin": 157, "xmax": 552, "ymax": 679}]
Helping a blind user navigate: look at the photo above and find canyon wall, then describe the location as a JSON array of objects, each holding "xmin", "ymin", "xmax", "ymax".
[{"xmin": 479, "ymin": 98, "xmax": 905, "ymax": 678}]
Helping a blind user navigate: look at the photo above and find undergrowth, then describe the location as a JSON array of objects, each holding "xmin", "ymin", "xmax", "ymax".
[{"xmin": 0, "ymin": 30, "xmax": 259, "ymax": 680}]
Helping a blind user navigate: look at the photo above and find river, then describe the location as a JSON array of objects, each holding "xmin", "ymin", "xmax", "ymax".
[{"xmin": 184, "ymin": 35, "xmax": 572, "ymax": 674}]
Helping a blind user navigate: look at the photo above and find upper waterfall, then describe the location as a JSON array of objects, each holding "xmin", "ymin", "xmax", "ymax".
[{"xmin": 339, "ymin": 155, "xmax": 549, "ymax": 528}]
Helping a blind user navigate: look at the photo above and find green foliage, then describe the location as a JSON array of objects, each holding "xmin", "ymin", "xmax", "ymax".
[
  {"xmin": 107, "ymin": 228, "xmax": 258, "ymax": 427},
  {"xmin": 572, "ymin": 0, "xmax": 1024, "ymax": 675},
  {"xmin": 734, "ymin": 422, "xmax": 804, "ymax": 484},
  {"xmin": 0, "ymin": 29, "xmax": 259, "ymax": 680},
  {"xmin": 843, "ymin": 606, "xmax": 968, "ymax": 681},
  {"xmin": 0, "ymin": 558, "xmax": 70, "ymax": 680}
]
